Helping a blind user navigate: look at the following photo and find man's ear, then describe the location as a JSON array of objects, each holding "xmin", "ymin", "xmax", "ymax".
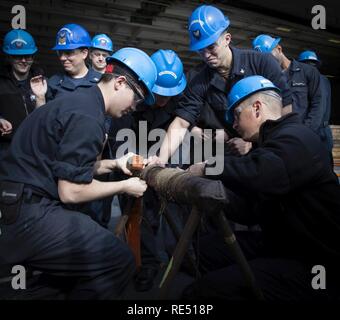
[
  {"xmin": 81, "ymin": 48, "xmax": 89, "ymax": 60},
  {"xmin": 253, "ymin": 100, "xmax": 261, "ymax": 118},
  {"xmin": 224, "ymin": 32, "xmax": 232, "ymax": 46},
  {"xmin": 276, "ymin": 45, "xmax": 283, "ymax": 54}
]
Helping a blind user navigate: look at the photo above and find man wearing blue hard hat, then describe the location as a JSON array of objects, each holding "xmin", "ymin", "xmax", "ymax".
[
  {"xmin": 253, "ymin": 35, "xmax": 325, "ymax": 144},
  {"xmin": 298, "ymin": 50, "xmax": 333, "ymax": 157},
  {"xmin": 153, "ymin": 5, "xmax": 292, "ymax": 165},
  {"xmin": 108, "ymin": 49, "xmax": 187, "ymax": 291},
  {"xmin": 0, "ymin": 47, "xmax": 157, "ymax": 299},
  {"xmin": 0, "ymin": 29, "xmax": 47, "ymax": 161},
  {"xmin": 185, "ymin": 75, "xmax": 340, "ymax": 300},
  {"xmin": 89, "ymin": 34, "xmax": 114, "ymax": 73},
  {"xmin": 45, "ymin": 23, "xmax": 102, "ymax": 101}
]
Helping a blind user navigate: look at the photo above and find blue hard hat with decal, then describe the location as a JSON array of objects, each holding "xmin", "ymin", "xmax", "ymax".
[
  {"xmin": 91, "ymin": 34, "xmax": 113, "ymax": 52},
  {"xmin": 252, "ymin": 34, "xmax": 281, "ymax": 53},
  {"xmin": 188, "ymin": 5, "xmax": 230, "ymax": 51},
  {"xmin": 106, "ymin": 47, "xmax": 157, "ymax": 105},
  {"xmin": 151, "ymin": 49, "xmax": 187, "ymax": 97},
  {"xmin": 3, "ymin": 29, "xmax": 37, "ymax": 55},
  {"xmin": 52, "ymin": 23, "xmax": 91, "ymax": 50},
  {"xmin": 226, "ymin": 75, "xmax": 281, "ymax": 123},
  {"xmin": 298, "ymin": 50, "xmax": 320, "ymax": 64}
]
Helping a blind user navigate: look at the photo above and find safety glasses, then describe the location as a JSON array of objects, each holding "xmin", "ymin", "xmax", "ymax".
[
  {"xmin": 10, "ymin": 55, "xmax": 34, "ymax": 62},
  {"xmin": 125, "ymin": 76, "xmax": 145, "ymax": 105}
]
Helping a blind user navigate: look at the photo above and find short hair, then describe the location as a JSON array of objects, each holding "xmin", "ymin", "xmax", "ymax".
[{"xmin": 255, "ymin": 90, "xmax": 282, "ymax": 115}]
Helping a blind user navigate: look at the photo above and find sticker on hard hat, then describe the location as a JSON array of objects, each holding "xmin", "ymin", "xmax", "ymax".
[
  {"xmin": 11, "ymin": 39, "xmax": 27, "ymax": 46},
  {"xmin": 58, "ymin": 31, "xmax": 67, "ymax": 45},
  {"xmin": 260, "ymin": 79, "xmax": 272, "ymax": 85},
  {"xmin": 192, "ymin": 30, "xmax": 201, "ymax": 39},
  {"xmin": 159, "ymin": 70, "xmax": 177, "ymax": 79},
  {"xmin": 189, "ymin": 19, "xmax": 204, "ymax": 29},
  {"xmin": 58, "ymin": 28, "xmax": 73, "ymax": 45},
  {"xmin": 98, "ymin": 38, "xmax": 108, "ymax": 46}
]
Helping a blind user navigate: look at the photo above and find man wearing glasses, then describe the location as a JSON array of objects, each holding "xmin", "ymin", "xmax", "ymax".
[
  {"xmin": 0, "ymin": 48, "xmax": 157, "ymax": 299},
  {"xmin": 153, "ymin": 5, "xmax": 292, "ymax": 165},
  {"xmin": 0, "ymin": 29, "xmax": 47, "ymax": 161},
  {"xmin": 45, "ymin": 23, "xmax": 102, "ymax": 102}
]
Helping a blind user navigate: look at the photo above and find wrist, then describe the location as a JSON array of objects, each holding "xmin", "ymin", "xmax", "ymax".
[{"xmin": 117, "ymin": 180, "xmax": 127, "ymax": 194}]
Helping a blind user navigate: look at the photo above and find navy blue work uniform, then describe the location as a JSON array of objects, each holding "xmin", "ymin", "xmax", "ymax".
[
  {"xmin": 319, "ymin": 74, "xmax": 333, "ymax": 153},
  {"xmin": 46, "ymin": 68, "xmax": 101, "ymax": 101},
  {"xmin": 184, "ymin": 113, "xmax": 340, "ymax": 300},
  {"xmin": 175, "ymin": 47, "xmax": 292, "ymax": 133},
  {"xmin": 0, "ymin": 65, "xmax": 44, "ymax": 161},
  {"xmin": 0, "ymin": 86, "xmax": 135, "ymax": 299},
  {"xmin": 285, "ymin": 60, "xmax": 323, "ymax": 134},
  {"xmin": 47, "ymin": 69, "xmax": 113, "ymax": 224}
]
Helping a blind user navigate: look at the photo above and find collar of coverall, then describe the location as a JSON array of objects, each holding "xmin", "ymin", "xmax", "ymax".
[
  {"xmin": 288, "ymin": 59, "xmax": 302, "ymax": 73},
  {"xmin": 208, "ymin": 47, "xmax": 247, "ymax": 92},
  {"xmin": 258, "ymin": 112, "xmax": 300, "ymax": 145}
]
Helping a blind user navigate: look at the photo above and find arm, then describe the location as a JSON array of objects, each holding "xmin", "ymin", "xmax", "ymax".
[
  {"xmin": 303, "ymin": 66, "xmax": 323, "ymax": 132},
  {"xmin": 30, "ymin": 75, "xmax": 47, "ymax": 107},
  {"xmin": 157, "ymin": 67, "xmax": 207, "ymax": 163},
  {"xmin": 158, "ymin": 116, "xmax": 190, "ymax": 163},
  {"xmin": 93, "ymin": 152, "xmax": 136, "ymax": 176},
  {"xmin": 58, "ymin": 177, "xmax": 146, "ymax": 204},
  {"xmin": 205, "ymin": 136, "xmax": 296, "ymax": 195}
]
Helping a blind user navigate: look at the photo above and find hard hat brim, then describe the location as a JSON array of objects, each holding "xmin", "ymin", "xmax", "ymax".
[
  {"xmin": 189, "ymin": 30, "xmax": 224, "ymax": 52},
  {"xmin": 269, "ymin": 38, "xmax": 281, "ymax": 52},
  {"xmin": 91, "ymin": 45, "xmax": 113, "ymax": 53},
  {"xmin": 52, "ymin": 44, "xmax": 90, "ymax": 50},
  {"xmin": 152, "ymin": 75, "xmax": 187, "ymax": 97},
  {"xmin": 4, "ymin": 48, "xmax": 38, "ymax": 55}
]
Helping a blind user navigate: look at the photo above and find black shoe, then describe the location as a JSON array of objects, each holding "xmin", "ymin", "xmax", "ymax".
[{"xmin": 134, "ymin": 266, "xmax": 158, "ymax": 292}]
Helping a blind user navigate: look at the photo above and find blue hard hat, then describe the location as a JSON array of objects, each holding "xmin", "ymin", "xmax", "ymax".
[
  {"xmin": 91, "ymin": 34, "xmax": 113, "ymax": 52},
  {"xmin": 298, "ymin": 50, "xmax": 320, "ymax": 64},
  {"xmin": 188, "ymin": 5, "xmax": 230, "ymax": 51},
  {"xmin": 52, "ymin": 23, "xmax": 91, "ymax": 50},
  {"xmin": 252, "ymin": 34, "xmax": 281, "ymax": 53},
  {"xmin": 226, "ymin": 76, "xmax": 280, "ymax": 123},
  {"xmin": 106, "ymin": 48, "xmax": 157, "ymax": 105},
  {"xmin": 151, "ymin": 49, "xmax": 187, "ymax": 97},
  {"xmin": 3, "ymin": 29, "xmax": 37, "ymax": 55}
]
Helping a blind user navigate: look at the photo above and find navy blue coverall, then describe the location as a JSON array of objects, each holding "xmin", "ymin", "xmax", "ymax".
[
  {"xmin": 175, "ymin": 47, "xmax": 292, "ymax": 134},
  {"xmin": 0, "ymin": 86, "xmax": 135, "ymax": 299},
  {"xmin": 184, "ymin": 113, "xmax": 340, "ymax": 300},
  {"xmin": 285, "ymin": 60, "xmax": 324, "ymax": 136}
]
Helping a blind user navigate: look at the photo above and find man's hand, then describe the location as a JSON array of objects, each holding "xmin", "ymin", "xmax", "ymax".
[
  {"xmin": 0, "ymin": 118, "xmax": 13, "ymax": 136},
  {"xmin": 191, "ymin": 126, "xmax": 211, "ymax": 141},
  {"xmin": 214, "ymin": 129, "xmax": 229, "ymax": 143},
  {"xmin": 122, "ymin": 177, "xmax": 147, "ymax": 197},
  {"xmin": 227, "ymin": 138, "xmax": 252, "ymax": 156},
  {"xmin": 30, "ymin": 75, "xmax": 47, "ymax": 107},
  {"xmin": 115, "ymin": 152, "xmax": 140, "ymax": 175},
  {"xmin": 186, "ymin": 161, "xmax": 207, "ymax": 177}
]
